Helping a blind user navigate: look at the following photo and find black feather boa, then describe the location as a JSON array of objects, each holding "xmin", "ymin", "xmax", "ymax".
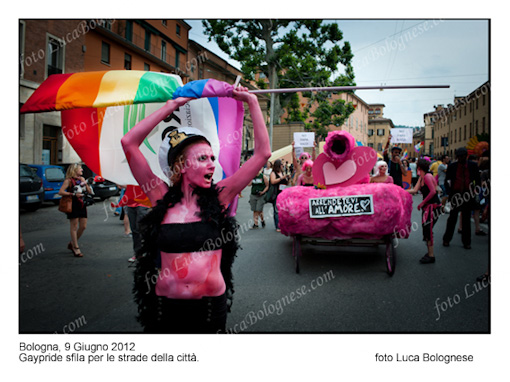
[{"xmin": 132, "ymin": 183, "xmax": 240, "ymax": 332}]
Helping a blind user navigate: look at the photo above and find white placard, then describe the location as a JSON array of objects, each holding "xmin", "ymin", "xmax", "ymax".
[
  {"xmin": 390, "ymin": 128, "xmax": 413, "ymax": 144},
  {"xmin": 294, "ymin": 132, "xmax": 315, "ymax": 147},
  {"xmin": 309, "ymin": 195, "xmax": 374, "ymax": 218}
]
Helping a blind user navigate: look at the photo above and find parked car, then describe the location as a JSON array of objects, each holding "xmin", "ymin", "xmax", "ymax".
[
  {"xmin": 20, "ymin": 164, "xmax": 44, "ymax": 211},
  {"xmin": 88, "ymin": 175, "xmax": 119, "ymax": 200},
  {"xmin": 29, "ymin": 164, "xmax": 66, "ymax": 203}
]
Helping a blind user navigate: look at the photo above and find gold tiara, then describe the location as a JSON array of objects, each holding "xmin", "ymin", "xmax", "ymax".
[{"xmin": 168, "ymin": 130, "xmax": 189, "ymax": 149}]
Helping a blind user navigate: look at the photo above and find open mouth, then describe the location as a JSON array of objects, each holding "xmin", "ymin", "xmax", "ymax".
[{"xmin": 204, "ymin": 173, "xmax": 213, "ymax": 181}]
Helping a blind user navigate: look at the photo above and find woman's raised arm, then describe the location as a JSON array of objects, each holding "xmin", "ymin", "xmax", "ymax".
[
  {"xmin": 121, "ymin": 97, "xmax": 192, "ymax": 205},
  {"xmin": 218, "ymin": 87, "xmax": 271, "ymax": 207}
]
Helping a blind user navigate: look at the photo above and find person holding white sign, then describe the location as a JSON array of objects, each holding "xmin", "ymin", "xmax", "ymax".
[
  {"xmin": 383, "ymin": 135, "xmax": 407, "ymax": 187},
  {"xmin": 291, "ymin": 140, "xmax": 316, "ymax": 186}
]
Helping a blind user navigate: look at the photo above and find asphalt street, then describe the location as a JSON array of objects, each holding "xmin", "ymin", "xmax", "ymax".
[{"xmin": 19, "ymin": 187, "xmax": 489, "ymax": 334}]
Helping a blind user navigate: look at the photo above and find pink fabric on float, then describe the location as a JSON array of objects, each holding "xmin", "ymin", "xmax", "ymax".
[{"xmin": 277, "ymin": 183, "xmax": 413, "ymax": 240}]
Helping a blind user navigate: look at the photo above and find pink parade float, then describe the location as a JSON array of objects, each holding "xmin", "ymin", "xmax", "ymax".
[{"xmin": 276, "ymin": 130, "xmax": 413, "ymax": 275}]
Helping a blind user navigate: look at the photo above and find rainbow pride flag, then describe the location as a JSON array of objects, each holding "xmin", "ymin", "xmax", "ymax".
[
  {"xmin": 20, "ymin": 70, "xmax": 237, "ymax": 113},
  {"xmin": 20, "ymin": 71, "xmax": 244, "ymax": 195},
  {"xmin": 414, "ymin": 141, "xmax": 424, "ymax": 153}
]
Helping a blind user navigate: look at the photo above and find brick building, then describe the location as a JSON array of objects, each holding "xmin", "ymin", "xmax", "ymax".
[
  {"xmin": 427, "ymin": 81, "xmax": 490, "ymax": 158},
  {"xmin": 20, "ymin": 19, "xmax": 87, "ymax": 165},
  {"xmin": 19, "ymin": 19, "xmax": 267, "ymax": 166},
  {"xmin": 84, "ymin": 20, "xmax": 190, "ymax": 75}
]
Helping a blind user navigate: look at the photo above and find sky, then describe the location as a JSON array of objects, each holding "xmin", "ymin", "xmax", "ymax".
[{"xmin": 185, "ymin": 19, "xmax": 489, "ymax": 127}]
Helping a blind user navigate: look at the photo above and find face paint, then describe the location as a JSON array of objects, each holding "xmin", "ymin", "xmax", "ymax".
[{"xmin": 181, "ymin": 142, "xmax": 216, "ymax": 189}]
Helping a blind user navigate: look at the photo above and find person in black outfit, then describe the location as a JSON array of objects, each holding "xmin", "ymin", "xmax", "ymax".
[
  {"xmin": 270, "ymin": 159, "xmax": 290, "ymax": 232},
  {"xmin": 442, "ymin": 147, "xmax": 480, "ymax": 249},
  {"xmin": 58, "ymin": 163, "xmax": 93, "ymax": 257},
  {"xmin": 408, "ymin": 159, "xmax": 441, "ymax": 263},
  {"xmin": 383, "ymin": 135, "xmax": 407, "ymax": 187}
]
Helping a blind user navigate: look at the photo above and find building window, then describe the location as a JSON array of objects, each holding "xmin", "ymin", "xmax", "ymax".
[
  {"xmin": 464, "ymin": 125, "xmax": 467, "ymax": 140},
  {"xmin": 42, "ymin": 125, "xmax": 60, "ymax": 165},
  {"xmin": 124, "ymin": 53, "xmax": 132, "ymax": 70},
  {"xmin": 144, "ymin": 63, "xmax": 150, "ymax": 71},
  {"xmin": 101, "ymin": 41, "xmax": 110, "ymax": 64},
  {"xmin": 368, "ymin": 129, "xmax": 373, "ymax": 137},
  {"xmin": 377, "ymin": 143, "xmax": 383, "ymax": 151},
  {"xmin": 367, "ymin": 143, "xmax": 374, "ymax": 148},
  {"xmin": 47, "ymin": 35, "xmax": 64, "ymax": 76},
  {"xmin": 145, "ymin": 30, "xmax": 151, "ymax": 52},
  {"xmin": 176, "ymin": 24, "xmax": 181, "ymax": 36},
  {"xmin": 161, "ymin": 41, "xmax": 167, "ymax": 61},
  {"xmin": 162, "ymin": 20, "xmax": 167, "ymax": 27},
  {"xmin": 377, "ymin": 129, "xmax": 385, "ymax": 136},
  {"xmin": 125, "ymin": 21, "xmax": 133, "ymax": 42},
  {"xmin": 482, "ymin": 117, "xmax": 485, "ymax": 133},
  {"xmin": 175, "ymin": 51, "xmax": 180, "ymax": 69}
]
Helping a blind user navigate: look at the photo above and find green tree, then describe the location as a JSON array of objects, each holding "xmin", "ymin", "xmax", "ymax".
[{"xmin": 202, "ymin": 19, "xmax": 356, "ymax": 138}]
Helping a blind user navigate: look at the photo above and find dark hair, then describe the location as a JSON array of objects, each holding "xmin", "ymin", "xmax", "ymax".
[
  {"xmin": 455, "ymin": 147, "xmax": 468, "ymax": 157},
  {"xmin": 273, "ymin": 159, "xmax": 282, "ymax": 172},
  {"xmin": 417, "ymin": 159, "xmax": 430, "ymax": 174}
]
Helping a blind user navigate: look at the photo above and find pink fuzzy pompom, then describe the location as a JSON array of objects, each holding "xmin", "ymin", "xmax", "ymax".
[{"xmin": 322, "ymin": 130, "xmax": 356, "ymax": 164}]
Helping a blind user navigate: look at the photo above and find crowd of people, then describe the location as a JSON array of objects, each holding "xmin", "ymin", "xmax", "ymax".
[
  {"xmin": 380, "ymin": 134, "xmax": 489, "ymax": 270},
  {"xmin": 248, "ymin": 133, "xmax": 489, "ymax": 263},
  {"xmin": 51, "ymin": 92, "xmax": 488, "ymax": 332},
  {"xmin": 248, "ymin": 134, "xmax": 489, "ymax": 275},
  {"xmin": 247, "ymin": 141, "xmax": 317, "ymax": 232}
]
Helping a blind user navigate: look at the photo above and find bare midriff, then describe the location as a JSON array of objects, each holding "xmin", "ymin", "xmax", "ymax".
[{"xmin": 155, "ymin": 249, "xmax": 225, "ymax": 299}]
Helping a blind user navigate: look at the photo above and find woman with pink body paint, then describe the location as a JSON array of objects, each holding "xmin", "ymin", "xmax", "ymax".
[
  {"xmin": 408, "ymin": 159, "xmax": 442, "ymax": 264},
  {"xmin": 121, "ymin": 86, "xmax": 271, "ymax": 333}
]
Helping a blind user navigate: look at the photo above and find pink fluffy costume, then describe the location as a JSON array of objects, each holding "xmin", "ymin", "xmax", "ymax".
[{"xmin": 276, "ymin": 131, "xmax": 413, "ymax": 240}]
